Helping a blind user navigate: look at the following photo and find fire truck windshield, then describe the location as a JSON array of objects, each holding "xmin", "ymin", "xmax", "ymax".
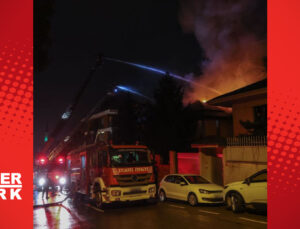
[{"xmin": 110, "ymin": 149, "xmax": 151, "ymax": 167}]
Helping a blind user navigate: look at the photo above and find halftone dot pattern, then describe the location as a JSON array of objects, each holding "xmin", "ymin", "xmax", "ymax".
[
  {"xmin": 0, "ymin": 41, "xmax": 33, "ymax": 143},
  {"xmin": 268, "ymin": 89, "xmax": 300, "ymax": 194}
]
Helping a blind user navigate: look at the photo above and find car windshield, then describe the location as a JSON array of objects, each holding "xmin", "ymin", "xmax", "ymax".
[
  {"xmin": 184, "ymin": 176, "xmax": 210, "ymax": 184},
  {"xmin": 110, "ymin": 149, "xmax": 150, "ymax": 167}
]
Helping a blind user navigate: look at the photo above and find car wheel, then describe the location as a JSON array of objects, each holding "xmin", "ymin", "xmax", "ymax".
[
  {"xmin": 188, "ymin": 193, "xmax": 198, "ymax": 206},
  {"xmin": 226, "ymin": 194, "xmax": 232, "ymax": 210},
  {"xmin": 231, "ymin": 193, "xmax": 245, "ymax": 213},
  {"xmin": 159, "ymin": 190, "xmax": 166, "ymax": 202}
]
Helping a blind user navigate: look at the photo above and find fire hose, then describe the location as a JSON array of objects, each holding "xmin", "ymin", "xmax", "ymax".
[{"xmin": 33, "ymin": 194, "xmax": 70, "ymax": 208}]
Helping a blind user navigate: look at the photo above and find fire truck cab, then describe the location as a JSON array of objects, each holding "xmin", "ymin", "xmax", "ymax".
[
  {"xmin": 67, "ymin": 143, "xmax": 156, "ymax": 207},
  {"xmin": 34, "ymin": 156, "xmax": 68, "ymax": 192}
]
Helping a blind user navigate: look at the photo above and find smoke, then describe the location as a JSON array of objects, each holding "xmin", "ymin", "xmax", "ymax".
[{"xmin": 179, "ymin": 0, "xmax": 267, "ymax": 103}]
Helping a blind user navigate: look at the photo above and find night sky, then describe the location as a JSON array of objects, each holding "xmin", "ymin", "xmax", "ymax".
[{"xmin": 34, "ymin": 0, "xmax": 204, "ymax": 152}]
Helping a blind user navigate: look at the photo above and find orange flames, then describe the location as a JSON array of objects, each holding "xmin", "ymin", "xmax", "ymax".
[{"xmin": 179, "ymin": 0, "xmax": 267, "ymax": 103}]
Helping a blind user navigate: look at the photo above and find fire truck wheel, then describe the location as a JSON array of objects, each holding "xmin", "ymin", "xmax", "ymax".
[{"xmin": 93, "ymin": 183, "xmax": 103, "ymax": 209}]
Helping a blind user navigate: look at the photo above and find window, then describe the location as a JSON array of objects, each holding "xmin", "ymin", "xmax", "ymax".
[
  {"xmin": 110, "ymin": 150, "xmax": 150, "ymax": 167},
  {"xmin": 184, "ymin": 176, "xmax": 210, "ymax": 184},
  {"xmin": 81, "ymin": 155, "xmax": 86, "ymax": 169},
  {"xmin": 216, "ymin": 120, "xmax": 220, "ymax": 137},
  {"xmin": 251, "ymin": 172, "xmax": 267, "ymax": 183},
  {"xmin": 175, "ymin": 176, "xmax": 187, "ymax": 185},
  {"xmin": 254, "ymin": 104, "xmax": 267, "ymax": 123},
  {"xmin": 165, "ymin": 175, "xmax": 175, "ymax": 183}
]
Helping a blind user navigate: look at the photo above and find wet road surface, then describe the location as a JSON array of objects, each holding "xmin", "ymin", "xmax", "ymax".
[{"xmin": 33, "ymin": 191, "xmax": 267, "ymax": 229}]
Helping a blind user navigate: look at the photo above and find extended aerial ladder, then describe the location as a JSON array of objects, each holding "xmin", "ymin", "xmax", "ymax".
[
  {"xmin": 40, "ymin": 54, "xmax": 192, "ymax": 159},
  {"xmin": 40, "ymin": 54, "xmax": 103, "ymax": 156}
]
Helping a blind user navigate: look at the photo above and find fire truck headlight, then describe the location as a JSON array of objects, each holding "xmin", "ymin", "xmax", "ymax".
[
  {"xmin": 111, "ymin": 190, "xmax": 121, "ymax": 196},
  {"xmin": 39, "ymin": 178, "xmax": 46, "ymax": 186},
  {"xmin": 59, "ymin": 177, "xmax": 66, "ymax": 185}
]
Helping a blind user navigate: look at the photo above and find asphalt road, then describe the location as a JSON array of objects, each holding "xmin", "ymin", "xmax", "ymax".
[{"xmin": 33, "ymin": 191, "xmax": 267, "ymax": 229}]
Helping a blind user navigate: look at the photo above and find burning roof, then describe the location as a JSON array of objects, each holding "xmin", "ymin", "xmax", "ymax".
[{"xmin": 208, "ymin": 78, "xmax": 267, "ymax": 107}]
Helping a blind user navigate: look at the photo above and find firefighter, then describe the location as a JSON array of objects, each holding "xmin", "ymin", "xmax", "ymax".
[{"xmin": 42, "ymin": 174, "xmax": 51, "ymax": 199}]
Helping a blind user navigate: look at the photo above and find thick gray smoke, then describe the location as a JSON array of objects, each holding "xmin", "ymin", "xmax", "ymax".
[{"xmin": 179, "ymin": 0, "xmax": 267, "ymax": 103}]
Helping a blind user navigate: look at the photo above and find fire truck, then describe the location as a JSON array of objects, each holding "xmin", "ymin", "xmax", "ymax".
[
  {"xmin": 67, "ymin": 143, "xmax": 156, "ymax": 208},
  {"xmin": 34, "ymin": 155, "xmax": 68, "ymax": 192}
]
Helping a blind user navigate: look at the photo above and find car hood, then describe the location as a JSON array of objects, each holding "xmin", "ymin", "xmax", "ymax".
[{"xmin": 189, "ymin": 183, "xmax": 224, "ymax": 191}]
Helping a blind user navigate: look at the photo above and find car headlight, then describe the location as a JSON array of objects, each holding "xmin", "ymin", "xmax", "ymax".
[
  {"xmin": 59, "ymin": 177, "xmax": 66, "ymax": 185},
  {"xmin": 148, "ymin": 187, "xmax": 156, "ymax": 193},
  {"xmin": 38, "ymin": 178, "xmax": 46, "ymax": 186},
  {"xmin": 111, "ymin": 190, "xmax": 121, "ymax": 196},
  {"xmin": 199, "ymin": 189, "xmax": 209, "ymax": 194}
]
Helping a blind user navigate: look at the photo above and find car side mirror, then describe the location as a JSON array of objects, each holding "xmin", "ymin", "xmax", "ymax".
[
  {"xmin": 180, "ymin": 182, "xmax": 187, "ymax": 186},
  {"xmin": 244, "ymin": 178, "xmax": 250, "ymax": 186}
]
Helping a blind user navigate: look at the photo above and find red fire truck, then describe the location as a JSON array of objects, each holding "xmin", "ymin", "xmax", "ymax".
[
  {"xmin": 34, "ymin": 156, "xmax": 68, "ymax": 192},
  {"xmin": 67, "ymin": 143, "xmax": 156, "ymax": 208}
]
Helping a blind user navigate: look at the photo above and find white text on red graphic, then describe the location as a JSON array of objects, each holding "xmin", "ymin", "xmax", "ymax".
[{"xmin": 0, "ymin": 173, "xmax": 22, "ymax": 200}]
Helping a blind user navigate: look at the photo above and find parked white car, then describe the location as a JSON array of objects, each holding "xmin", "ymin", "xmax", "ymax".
[
  {"xmin": 159, "ymin": 174, "xmax": 224, "ymax": 206},
  {"xmin": 224, "ymin": 169, "xmax": 267, "ymax": 213}
]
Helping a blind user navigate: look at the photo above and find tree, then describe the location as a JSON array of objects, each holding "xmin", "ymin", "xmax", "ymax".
[
  {"xmin": 100, "ymin": 92, "xmax": 141, "ymax": 145},
  {"xmin": 34, "ymin": 0, "xmax": 55, "ymax": 72},
  {"xmin": 145, "ymin": 74, "xmax": 196, "ymax": 163}
]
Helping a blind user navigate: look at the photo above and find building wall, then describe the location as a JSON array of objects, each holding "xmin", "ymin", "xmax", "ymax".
[
  {"xmin": 223, "ymin": 146, "xmax": 267, "ymax": 185},
  {"xmin": 232, "ymin": 97, "xmax": 267, "ymax": 136},
  {"xmin": 200, "ymin": 152, "xmax": 223, "ymax": 185}
]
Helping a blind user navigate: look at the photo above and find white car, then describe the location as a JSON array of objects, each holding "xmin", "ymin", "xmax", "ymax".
[
  {"xmin": 224, "ymin": 169, "xmax": 267, "ymax": 213},
  {"xmin": 158, "ymin": 174, "xmax": 224, "ymax": 206}
]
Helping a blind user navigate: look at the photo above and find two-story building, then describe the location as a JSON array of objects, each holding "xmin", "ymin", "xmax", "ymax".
[
  {"xmin": 207, "ymin": 78, "xmax": 267, "ymax": 184},
  {"xmin": 171, "ymin": 79, "xmax": 267, "ymax": 185}
]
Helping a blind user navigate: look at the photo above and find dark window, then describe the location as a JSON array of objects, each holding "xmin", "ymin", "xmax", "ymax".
[
  {"xmin": 254, "ymin": 105, "xmax": 267, "ymax": 123},
  {"xmin": 165, "ymin": 175, "xmax": 175, "ymax": 183},
  {"xmin": 184, "ymin": 176, "xmax": 210, "ymax": 184},
  {"xmin": 216, "ymin": 120, "xmax": 220, "ymax": 137},
  {"xmin": 251, "ymin": 171, "xmax": 267, "ymax": 183},
  {"xmin": 110, "ymin": 150, "xmax": 150, "ymax": 167},
  {"xmin": 175, "ymin": 176, "xmax": 187, "ymax": 185}
]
